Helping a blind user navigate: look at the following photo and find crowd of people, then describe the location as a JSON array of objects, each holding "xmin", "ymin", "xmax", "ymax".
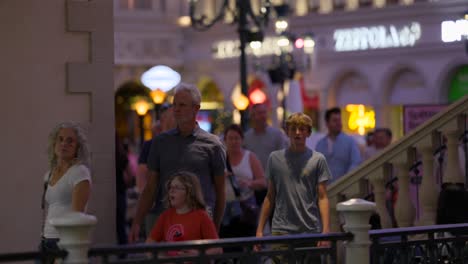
[{"xmin": 40, "ymin": 82, "xmax": 403, "ymax": 263}]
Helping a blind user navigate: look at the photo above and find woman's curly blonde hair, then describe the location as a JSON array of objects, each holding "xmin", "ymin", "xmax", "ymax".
[{"xmin": 47, "ymin": 121, "xmax": 90, "ymax": 169}]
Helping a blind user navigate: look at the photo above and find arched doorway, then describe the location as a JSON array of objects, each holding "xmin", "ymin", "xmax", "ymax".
[
  {"xmin": 115, "ymin": 80, "xmax": 153, "ymax": 146},
  {"xmin": 197, "ymin": 76, "xmax": 226, "ymax": 134}
]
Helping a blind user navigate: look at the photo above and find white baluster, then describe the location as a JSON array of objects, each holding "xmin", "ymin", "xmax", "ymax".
[
  {"xmin": 442, "ymin": 129, "xmax": 464, "ymax": 184},
  {"xmin": 392, "ymin": 155, "xmax": 416, "ymax": 227},
  {"xmin": 415, "ymin": 136, "xmax": 439, "ymax": 226},
  {"xmin": 50, "ymin": 212, "xmax": 97, "ymax": 264},
  {"xmin": 369, "ymin": 168, "xmax": 392, "ymax": 228},
  {"xmin": 337, "ymin": 198, "xmax": 375, "ymax": 264}
]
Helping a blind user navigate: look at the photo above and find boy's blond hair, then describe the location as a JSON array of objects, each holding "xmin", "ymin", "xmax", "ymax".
[{"xmin": 285, "ymin": 113, "xmax": 313, "ymax": 133}]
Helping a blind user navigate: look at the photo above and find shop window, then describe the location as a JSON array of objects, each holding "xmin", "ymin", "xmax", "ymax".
[{"xmin": 448, "ymin": 65, "xmax": 468, "ymax": 103}]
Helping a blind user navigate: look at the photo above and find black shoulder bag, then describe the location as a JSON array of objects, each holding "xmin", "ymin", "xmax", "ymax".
[{"xmin": 226, "ymin": 156, "xmax": 259, "ymax": 226}]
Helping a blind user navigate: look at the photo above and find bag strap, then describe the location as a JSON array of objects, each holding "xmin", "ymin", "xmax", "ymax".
[
  {"xmin": 226, "ymin": 155, "xmax": 241, "ymax": 198},
  {"xmin": 41, "ymin": 171, "xmax": 52, "ymax": 236},
  {"xmin": 41, "ymin": 172, "xmax": 52, "ymax": 210}
]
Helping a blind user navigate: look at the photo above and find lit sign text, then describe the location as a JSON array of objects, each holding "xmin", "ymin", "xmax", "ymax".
[
  {"xmin": 212, "ymin": 36, "xmax": 292, "ymax": 59},
  {"xmin": 441, "ymin": 19, "xmax": 468, "ymax": 43},
  {"xmin": 334, "ymin": 22, "xmax": 421, "ymax": 52}
]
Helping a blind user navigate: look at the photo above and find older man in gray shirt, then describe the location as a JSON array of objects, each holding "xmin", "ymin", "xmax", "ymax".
[
  {"xmin": 244, "ymin": 103, "xmax": 288, "ymax": 170},
  {"xmin": 128, "ymin": 83, "xmax": 226, "ymax": 242}
]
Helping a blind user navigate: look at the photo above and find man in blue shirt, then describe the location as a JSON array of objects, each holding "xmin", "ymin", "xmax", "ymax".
[{"xmin": 315, "ymin": 107, "xmax": 362, "ymax": 183}]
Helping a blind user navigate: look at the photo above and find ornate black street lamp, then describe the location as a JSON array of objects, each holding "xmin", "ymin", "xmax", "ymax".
[{"xmin": 189, "ymin": 0, "xmax": 273, "ymax": 131}]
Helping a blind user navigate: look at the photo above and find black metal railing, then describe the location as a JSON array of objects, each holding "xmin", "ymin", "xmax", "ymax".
[
  {"xmin": 88, "ymin": 232, "xmax": 353, "ymax": 263},
  {"xmin": 370, "ymin": 223, "xmax": 468, "ymax": 264},
  {"xmin": 0, "ymin": 248, "xmax": 67, "ymax": 263}
]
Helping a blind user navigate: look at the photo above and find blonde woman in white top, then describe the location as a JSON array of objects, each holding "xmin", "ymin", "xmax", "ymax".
[{"xmin": 41, "ymin": 122, "xmax": 91, "ymax": 262}]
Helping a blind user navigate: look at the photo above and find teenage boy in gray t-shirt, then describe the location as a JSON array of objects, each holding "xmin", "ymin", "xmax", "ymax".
[{"xmin": 255, "ymin": 112, "xmax": 331, "ymax": 263}]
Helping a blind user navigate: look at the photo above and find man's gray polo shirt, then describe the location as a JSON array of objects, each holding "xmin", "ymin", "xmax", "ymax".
[{"xmin": 147, "ymin": 126, "xmax": 226, "ymax": 216}]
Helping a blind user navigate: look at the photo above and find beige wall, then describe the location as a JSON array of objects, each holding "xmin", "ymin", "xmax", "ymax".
[{"xmin": 0, "ymin": 0, "xmax": 115, "ymax": 252}]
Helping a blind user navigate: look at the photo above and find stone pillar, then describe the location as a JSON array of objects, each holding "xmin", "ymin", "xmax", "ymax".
[
  {"xmin": 415, "ymin": 135, "xmax": 439, "ymax": 226},
  {"xmin": 337, "ymin": 198, "xmax": 375, "ymax": 264},
  {"xmin": 50, "ymin": 212, "xmax": 97, "ymax": 264}
]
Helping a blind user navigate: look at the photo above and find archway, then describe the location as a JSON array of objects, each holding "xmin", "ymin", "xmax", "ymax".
[{"xmin": 115, "ymin": 80, "xmax": 153, "ymax": 145}]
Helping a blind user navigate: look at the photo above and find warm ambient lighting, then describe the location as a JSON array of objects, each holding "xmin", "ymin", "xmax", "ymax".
[
  {"xmin": 151, "ymin": 89, "xmax": 166, "ymax": 104},
  {"xmin": 177, "ymin": 16, "xmax": 191, "ymax": 27},
  {"xmin": 134, "ymin": 100, "xmax": 150, "ymax": 116},
  {"xmin": 233, "ymin": 94, "xmax": 250, "ymax": 111},
  {"xmin": 346, "ymin": 104, "xmax": 375, "ymax": 135},
  {"xmin": 249, "ymin": 89, "xmax": 267, "ymax": 104},
  {"xmin": 200, "ymin": 101, "xmax": 222, "ymax": 110}
]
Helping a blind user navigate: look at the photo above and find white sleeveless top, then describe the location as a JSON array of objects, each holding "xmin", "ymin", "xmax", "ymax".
[
  {"xmin": 226, "ymin": 150, "xmax": 254, "ymax": 201},
  {"xmin": 43, "ymin": 164, "xmax": 91, "ymax": 238}
]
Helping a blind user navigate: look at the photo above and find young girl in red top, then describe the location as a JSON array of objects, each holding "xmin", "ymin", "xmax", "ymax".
[{"xmin": 146, "ymin": 170, "xmax": 221, "ymax": 257}]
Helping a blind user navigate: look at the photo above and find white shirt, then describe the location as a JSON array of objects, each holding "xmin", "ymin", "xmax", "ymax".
[{"xmin": 43, "ymin": 164, "xmax": 91, "ymax": 238}]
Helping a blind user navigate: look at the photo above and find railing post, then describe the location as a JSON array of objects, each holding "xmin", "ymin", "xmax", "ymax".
[
  {"xmin": 337, "ymin": 198, "xmax": 375, "ymax": 264},
  {"xmin": 415, "ymin": 134, "xmax": 439, "ymax": 226},
  {"xmin": 392, "ymin": 151, "xmax": 416, "ymax": 227},
  {"xmin": 50, "ymin": 212, "xmax": 97, "ymax": 264},
  {"xmin": 441, "ymin": 128, "xmax": 464, "ymax": 184},
  {"xmin": 369, "ymin": 167, "xmax": 392, "ymax": 228}
]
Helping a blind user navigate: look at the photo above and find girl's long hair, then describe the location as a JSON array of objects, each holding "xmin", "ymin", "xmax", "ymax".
[{"xmin": 164, "ymin": 171, "xmax": 206, "ymax": 210}]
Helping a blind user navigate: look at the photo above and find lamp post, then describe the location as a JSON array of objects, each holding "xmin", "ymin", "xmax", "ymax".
[
  {"xmin": 133, "ymin": 99, "xmax": 150, "ymax": 147},
  {"xmin": 189, "ymin": 0, "xmax": 273, "ymax": 131},
  {"xmin": 151, "ymin": 88, "xmax": 166, "ymax": 120}
]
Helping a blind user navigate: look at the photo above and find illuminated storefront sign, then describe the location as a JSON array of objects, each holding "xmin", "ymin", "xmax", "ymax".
[
  {"xmin": 441, "ymin": 19, "xmax": 468, "ymax": 43},
  {"xmin": 344, "ymin": 104, "xmax": 375, "ymax": 135},
  {"xmin": 212, "ymin": 36, "xmax": 292, "ymax": 59},
  {"xmin": 333, "ymin": 22, "xmax": 421, "ymax": 52}
]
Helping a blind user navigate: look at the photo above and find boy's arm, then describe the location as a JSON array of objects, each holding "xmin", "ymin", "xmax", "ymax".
[
  {"xmin": 256, "ymin": 180, "xmax": 276, "ymax": 237},
  {"xmin": 318, "ymin": 182, "xmax": 330, "ymax": 234}
]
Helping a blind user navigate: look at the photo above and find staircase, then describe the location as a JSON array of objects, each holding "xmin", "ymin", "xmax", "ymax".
[{"xmin": 327, "ymin": 95, "xmax": 468, "ymax": 231}]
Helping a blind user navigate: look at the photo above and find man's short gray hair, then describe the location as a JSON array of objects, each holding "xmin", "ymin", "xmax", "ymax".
[{"xmin": 174, "ymin": 83, "xmax": 201, "ymax": 105}]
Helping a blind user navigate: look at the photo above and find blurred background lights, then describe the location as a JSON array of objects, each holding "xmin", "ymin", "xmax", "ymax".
[
  {"xmin": 141, "ymin": 65, "xmax": 181, "ymax": 92},
  {"xmin": 295, "ymin": 38, "xmax": 304, "ymax": 49}
]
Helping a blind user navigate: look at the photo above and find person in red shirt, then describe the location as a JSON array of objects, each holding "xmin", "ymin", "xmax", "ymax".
[{"xmin": 146, "ymin": 171, "xmax": 221, "ymax": 258}]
